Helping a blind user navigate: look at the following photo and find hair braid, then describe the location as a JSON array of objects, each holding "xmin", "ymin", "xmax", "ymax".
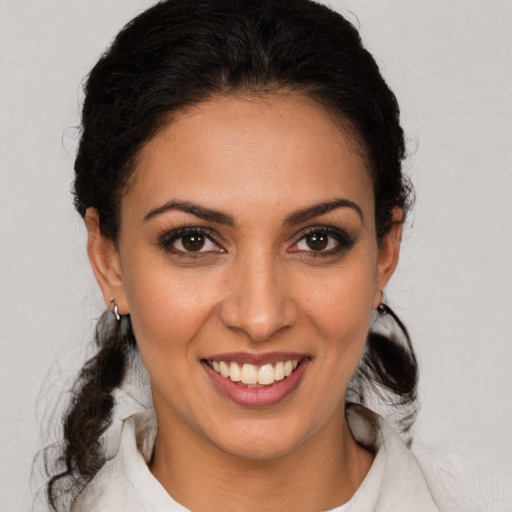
[{"xmin": 46, "ymin": 312, "xmax": 136, "ymax": 510}]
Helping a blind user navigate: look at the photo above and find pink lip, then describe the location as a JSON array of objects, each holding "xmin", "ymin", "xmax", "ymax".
[{"xmin": 201, "ymin": 356, "xmax": 311, "ymax": 407}]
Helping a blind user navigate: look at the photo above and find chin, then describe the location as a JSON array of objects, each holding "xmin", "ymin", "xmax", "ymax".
[{"xmin": 204, "ymin": 415, "xmax": 316, "ymax": 462}]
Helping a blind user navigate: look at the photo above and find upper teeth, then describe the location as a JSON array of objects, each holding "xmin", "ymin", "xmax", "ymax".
[{"xmin": 211, "ymin": 360, "xmax": 299, "ymax": 386}]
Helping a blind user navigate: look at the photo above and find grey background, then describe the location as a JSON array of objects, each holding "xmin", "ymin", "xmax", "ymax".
[{"xmin": 1, "ymin": 0, "xmax": 511, "ymax": 510}]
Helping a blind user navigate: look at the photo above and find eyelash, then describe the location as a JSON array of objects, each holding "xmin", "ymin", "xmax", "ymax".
[
  {"xmin": 157, "ymin": 226, "xmax": 355, "ymax": 258},
  {"xmin": 158, "ymin": 227, "xmax": 224, "ymax": 258},
  {"xmin": 289, "ymin": 226, "xmax": 355, "ymax": 257}
]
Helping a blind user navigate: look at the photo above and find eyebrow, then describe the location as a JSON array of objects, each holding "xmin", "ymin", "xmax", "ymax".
[
  {"xmin": 143, "ymin": 200, "xmax": 235, "ymax": 226},
  {"xmin": 284, "ymin": 199, "xmax": 364, "ymax": 225},
  {"xmin": 144, "ymin": 198, "xmax": 363, "ymax": 226}
]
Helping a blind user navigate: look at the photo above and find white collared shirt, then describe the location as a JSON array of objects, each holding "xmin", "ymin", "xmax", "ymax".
[{"xmin": 71, "ymin": 404, "xmax": 440, "ymax": 511}]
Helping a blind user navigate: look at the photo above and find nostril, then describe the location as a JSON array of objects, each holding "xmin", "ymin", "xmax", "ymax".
[{"xmin": 219, "ymin": 300, "xmax": 298, "ymax": 343}]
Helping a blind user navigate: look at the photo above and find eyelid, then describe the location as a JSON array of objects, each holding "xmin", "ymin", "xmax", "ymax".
[
  {"xmin": 158, "ymin": 226, "xmax": 225, "ymax": 254},
  {"xmin": 157, "ymin": 224, "xmax": 354, "ymax": 257},
  {"xmin": 288, "ymin": 225, "xmax": 355, "ymax": 254}
]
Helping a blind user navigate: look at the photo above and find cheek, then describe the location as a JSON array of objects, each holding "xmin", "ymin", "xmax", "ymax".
[
  {"xmin": 121, "ymin": 256, "xmax": 221, "ymax": 358},
  {"xmin": 301, "ymin": 263, "xmax": 376, "ymax": 336},
  {"xmin": 297, "ymin": 257, "xmax": 377, "ymax": 376}
]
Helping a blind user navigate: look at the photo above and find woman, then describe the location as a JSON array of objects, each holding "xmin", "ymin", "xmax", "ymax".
[{"xmin": 41, "ymin": 0, "xmax": 438, "ymax": 510}]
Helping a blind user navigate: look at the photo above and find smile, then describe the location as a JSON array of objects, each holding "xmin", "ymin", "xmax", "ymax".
[
  {"xmin": 208, "ymin": 359, "xmax": 300, "ymax": 387},
  {"xmin": 202, "ymin": 354, "xmax": 310, "ymax": 407}
]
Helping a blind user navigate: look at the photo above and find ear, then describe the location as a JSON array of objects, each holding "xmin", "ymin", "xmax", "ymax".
[
  {"xmin": 85, "ymin": 208, "xmax": 128, "ymax": 315},
  {"xmin": 373, "ymin": 207, "xmax": 403, "ymax": 309}
]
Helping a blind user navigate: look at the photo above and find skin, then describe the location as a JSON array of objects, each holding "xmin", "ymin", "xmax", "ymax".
[{"xmin": 86, "ymin": 93, "xmax": 402, "ymax": 511}]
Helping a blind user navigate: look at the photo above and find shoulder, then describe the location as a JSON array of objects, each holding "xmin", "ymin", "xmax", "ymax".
[
  {"xmin": 71, "ymin": 414, "xmax": 150, "ymax": 512},
  {"xmin": 345, "ymin": 404, "xmax": 440, "ymax": 512},
  {"xmin": 72, "ymin": 410, "xmax": 185, "ymax": 512},
  {"xmin": 348, "ymin": 403, "xmax": 512, "ymax": 512},
  {"xmin": 413, "ymin": 442, "xmax": 512, "ymax": 512}
]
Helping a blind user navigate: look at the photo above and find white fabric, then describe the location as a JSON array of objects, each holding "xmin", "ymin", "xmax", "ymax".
[
  {"xmin": 412, "ymin": 443, "xmax": 512, "ymax": 512},
  {"xmin": 71, "ymin": 404, "xmax": 440, "ymax": 511}
]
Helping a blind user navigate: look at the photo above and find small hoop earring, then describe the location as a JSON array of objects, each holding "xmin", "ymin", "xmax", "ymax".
[
  {"xmin": 110, "ymin": 297, "xmax": 121, "ymax": 321},
  {"xmin": 377, "ymin": 290, "xmax": 387, "ymax": 314}
]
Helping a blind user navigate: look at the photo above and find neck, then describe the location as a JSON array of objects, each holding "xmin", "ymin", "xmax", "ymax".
[{"xmin": 149, "ymin": 403, "xmax": 373, "ymax": 512}]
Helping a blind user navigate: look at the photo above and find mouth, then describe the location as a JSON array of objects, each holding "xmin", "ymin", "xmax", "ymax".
[
  {"xmin": 201, "ymin": 353, "xmax": 311, "ymax": 406},
  {"xmin": 206, "ymin": 358, "xmax": 301, "ymax": 387}
]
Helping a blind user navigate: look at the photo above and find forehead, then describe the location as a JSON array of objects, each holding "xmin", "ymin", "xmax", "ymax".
[{"xmin": 125, "ymin": 93, "xmax": 374, "ymax": 225}]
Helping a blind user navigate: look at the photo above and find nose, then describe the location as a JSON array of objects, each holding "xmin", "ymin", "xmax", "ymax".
[{"xmin": 219, "ymin": 254, "xmax": 298, "ymax": 342}]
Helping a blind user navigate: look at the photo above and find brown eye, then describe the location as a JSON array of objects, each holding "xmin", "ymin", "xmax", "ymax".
[
  {"xmin": 305, "ymin": 232, "xmax": 329, "ymax": 251},
  {"xmin": 180, "ymin": 233, "xmax": 206, "ymax": 252},
  {"xmin": 159, "ymin": 228, "xmax": 225, "ymax": 256},
  {"xmin": 290, "ymin": 228, "xmax": 355, "ymax": 255}
]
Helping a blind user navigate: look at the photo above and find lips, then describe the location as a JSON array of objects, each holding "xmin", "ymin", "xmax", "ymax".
[
  {"xmin": 209, "ymin": 359, "xmax": 299, "ymax": 386},
  {"xmin": 202, "ymin": 353, "xmax": 310, "ymax": 406}
]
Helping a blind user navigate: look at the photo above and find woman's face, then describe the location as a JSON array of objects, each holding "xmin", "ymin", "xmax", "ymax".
[{"xmin": 89, "ymin": 93, "xmax": 401, "ymax": 460}]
